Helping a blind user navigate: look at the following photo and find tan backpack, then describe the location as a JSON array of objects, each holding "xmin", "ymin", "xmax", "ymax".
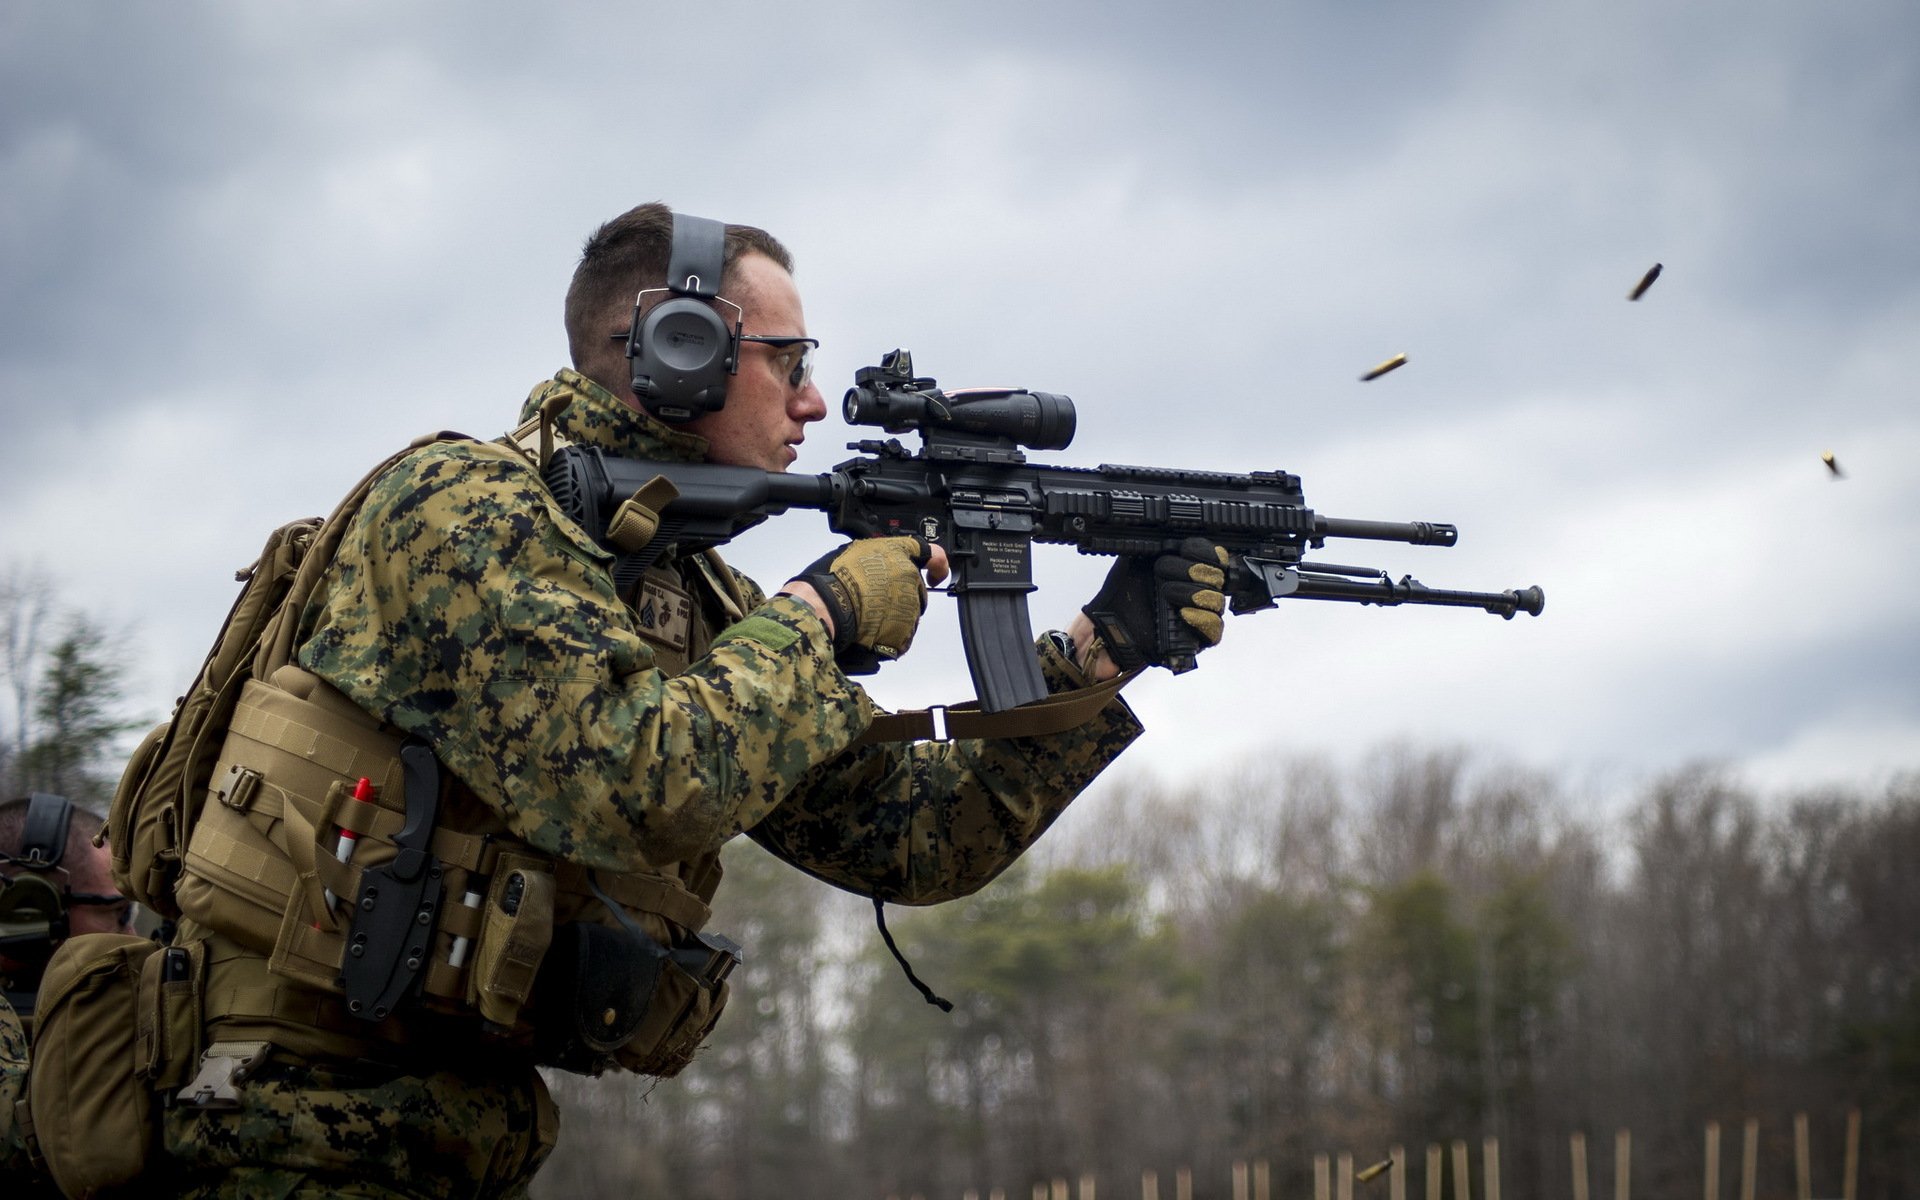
[{"xmin": 106, "ymin": 434, "xmax": 462, "ymax": 916}]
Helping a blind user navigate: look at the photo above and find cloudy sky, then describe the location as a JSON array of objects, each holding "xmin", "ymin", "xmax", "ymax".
[{"xmin": 4, "ymin": 1, "xmax": 1915, "ymax": 806}]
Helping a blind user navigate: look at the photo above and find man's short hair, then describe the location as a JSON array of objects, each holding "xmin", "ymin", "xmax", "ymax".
[
  {"xmin": 564, "ymin": 202, "xmax": 793, "ymax": 388},
  {"xmin": 0, "ymin": 798, "xmax": 104, "ymax": 869}
]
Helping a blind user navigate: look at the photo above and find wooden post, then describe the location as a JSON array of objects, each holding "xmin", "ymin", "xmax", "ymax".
[
  {"xmin": 1843, "ymin": 1108, "xmax": 1861, "ymax": 1200},
  {"xmin": 1570, "ymin": 1132, "xmax": 1589, "ymax": 1200},
  {"xmin": 1255, "ymin": 1159, "xmax": 1272, "ymax": 1200},
  {"xmin": 1081, "ymin": 1175, "xmax": 1097, "ymax": 1200},
  {"xmin": 1141, "ymin": 1169, "xmax": 1159, "ymax": 1200},
  {"xmin": 1053, "ymin": 1179, "xmax": 1070, "ymax": 1200},
  {"xmin": 1794, "ymin": 1113, "xmax": 1811, "ymax": 1200},
  {"xmin": 1740, "ymin": 1119, "xmax": 1758, "ymax": 1200},
  {"xmin": 1315, "ymin": 1153, "xmax": 1331, "ymax": 1200},
  {"xmin": 1337, "ymin": 1152, "xmax": 1354, "ymax": 1200},
  {"xmin": 1177, "ymin": 1167, "xmax": 1193, "ymax": 1200},
  {"xmin": 1390, "ymin": 1145, "xmax": 1407, "ymax": 1200},
  {"xmin": 1614, "ymin": 1129, "xmax": 1631, "ymax": 1200},
  {"xmin": 1425, "ymin": 1144, "xmax": 1442, "ymax": 1200},
  {"xmin": 1484, "ymin": 1136, "xmax": 1500, "ymax": 1200},
  {"xmin": 1234, "ymin": 1161, "xmax": 1249, "ymax": 1200},
  {"xmin": 1451, "ymin": 1139, "xmax": 1470, "ymax": 1200},
  {"xmin": 1705, "ymin": 1121, "xmax": 1721, "ymax": 1200}
]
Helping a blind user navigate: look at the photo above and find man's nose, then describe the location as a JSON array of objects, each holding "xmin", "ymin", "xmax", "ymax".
[{"xmin": 794, "ymin": 380, "xmax": 828, "ymax": 422}]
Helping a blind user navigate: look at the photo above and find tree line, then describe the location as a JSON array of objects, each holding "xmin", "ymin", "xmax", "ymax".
[
  {"xmin": 535, "ymin": 752, "xmax": 1919, "ymax": 1200},
  {"xmin": 4, "ymin": 568, "xmax": 1910, "ymax": 1198},
  {"xmin": 0, "ymin": 568, "xmax": 137, "ymax": 806}
]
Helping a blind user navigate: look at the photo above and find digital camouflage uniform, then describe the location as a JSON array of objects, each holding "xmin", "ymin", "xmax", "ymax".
[
  {"xmin": 1, "ymin": 992, "xmax": 30, "ymax": 1182},
  {"xmin": 163, "ymin": 370, "xmax": 1142, "ymax": 1197}
]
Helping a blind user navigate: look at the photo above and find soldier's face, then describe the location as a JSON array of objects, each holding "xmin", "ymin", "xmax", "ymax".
[
  {"xmin": 65, "ymin": 840, "xmax": 133, "ymax": 936},
  {"xmin": 682, "ymin": 251, "xmax": 828, "ymax": 472}
]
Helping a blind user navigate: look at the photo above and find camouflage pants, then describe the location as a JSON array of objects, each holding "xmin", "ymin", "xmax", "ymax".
[{"xmin": 161, "ymin": 1053, "xmax": 558, "ymax": 1199}]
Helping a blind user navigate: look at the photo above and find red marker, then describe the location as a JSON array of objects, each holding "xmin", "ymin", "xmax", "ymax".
[{"xmin": 323, "ymin": 777, "xmax": 376, "ymax": 914}]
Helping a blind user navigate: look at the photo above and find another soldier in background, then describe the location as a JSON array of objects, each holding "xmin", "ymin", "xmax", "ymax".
[
  {"xmin": 0, "ymin": 992, "xmax": 27, "ymax": 1188},
  {"xmin": 0, "ymin": 794, "xmax": 133, "ymax": 1022},
  {"xmin": 1, "ymin": 794, "xmax": 132, "ymax": 1192}
]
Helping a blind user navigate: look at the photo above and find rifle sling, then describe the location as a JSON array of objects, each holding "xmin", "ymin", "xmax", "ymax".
[{"xmin": 854, "ymin": 670, "xmax": 1138, "ymax": 745}]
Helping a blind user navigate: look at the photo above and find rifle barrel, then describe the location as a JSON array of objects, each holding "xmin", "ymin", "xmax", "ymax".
[{"xmin": 1315, "ymin": 516, "xmax": 1458, "ymax": 547}]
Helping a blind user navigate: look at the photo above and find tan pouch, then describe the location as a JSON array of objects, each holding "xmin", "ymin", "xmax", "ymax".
[
  {"xmin": 135, "ymin": 940, "xmax": 207, "ymax": 1093},
  {"xmin": 472, "ymin": 853, "xmax": 556, "ymax": 1027},
  {"xmin": 615, "ymin": 959, "xmax": 729, "ymax": 1078},
  {"xmin": 27, "ymin": 932, "xmax": 161, "ymax": 1198}
]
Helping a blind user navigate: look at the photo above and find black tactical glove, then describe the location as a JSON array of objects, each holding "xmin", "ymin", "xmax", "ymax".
[
  {"xmin": 789, "ymin": 535, "xmax": 934, "ymax": 671},
  {"xmin": 1081, "ymin": 537, "xmax": 1231, "ymax": 673}
]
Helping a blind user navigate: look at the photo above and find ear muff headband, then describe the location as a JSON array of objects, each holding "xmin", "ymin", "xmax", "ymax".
[
  {"xmin": 627, "ymin": 213, "xmax": 742, "ymax": 424},
  {"xmin": 19, "ymin": 792, "xmax": 71, "ymax": 869}
]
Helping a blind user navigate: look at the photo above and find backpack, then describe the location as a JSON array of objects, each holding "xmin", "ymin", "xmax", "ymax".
[{"xmin": 106, "ymin": 435, "xmax": 462, "ymax": 916}]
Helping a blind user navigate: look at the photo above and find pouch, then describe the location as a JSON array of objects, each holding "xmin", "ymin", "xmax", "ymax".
[
  {"xmin": 135, "ymin": 940, "xmax": 207, "ymax": 1093},
  {"xmin": 615, "ymin": 939, "xmax": 734, "ymax": 1078},
  {"xmin": 532, "ymin": 922, "xmax": 665, "ymax": 1075},
  {"xmin": 26, "ymin": 932, "xmax": 162, "ymax": 1198},
  {"xmin": 471, "ymin": 853, "xmax": 556, "ymax": 1028}
]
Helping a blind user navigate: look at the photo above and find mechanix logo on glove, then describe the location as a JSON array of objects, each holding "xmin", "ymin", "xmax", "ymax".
[
  {"xmin": 1082, "ymin": 537, "xmax": 1231, "ymax": 673},
  {"xmin": 793, "ymin": 535, "xmax": 934, "ymax": 669}
]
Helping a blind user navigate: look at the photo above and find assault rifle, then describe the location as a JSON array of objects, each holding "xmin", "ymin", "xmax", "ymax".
[{"xmin": 544, "ymin": 350, "xmax": 1544, "ymax": 713}]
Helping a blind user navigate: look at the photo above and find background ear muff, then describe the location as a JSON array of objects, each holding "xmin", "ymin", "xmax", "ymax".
[
  {"xmin": 0, "ymin": 868, "xmax": 70, "ymax": 960},
  {"xmin": 627, "ymin": 212, "xmax": 740, "ymax": 423}
]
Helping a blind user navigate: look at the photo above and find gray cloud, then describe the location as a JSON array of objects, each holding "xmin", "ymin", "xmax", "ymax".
[{"xmin": 3, "ymin": 0, "xmax": 1915, "ymax": 799}]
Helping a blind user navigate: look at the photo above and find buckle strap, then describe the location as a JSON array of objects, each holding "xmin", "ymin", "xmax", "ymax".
[
  {"xmin": 12, "ymin": 1095, "xmax": 43, "ymax": 1171},
  {"xmin": 175, "ymin": 1040, "xmax": 271, "ymax": 1110},
  {"xmin": 552, "ymin": 863, "xmax": 711, "ymax": 933},
  {"xmin": 854, "ymin": 669, "xmax": 1138, "ymax": 745}
]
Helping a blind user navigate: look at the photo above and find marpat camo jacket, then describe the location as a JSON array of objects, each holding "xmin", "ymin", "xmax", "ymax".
[{"xmin": 295, "ymin": 369, "xmax": 1142, "ymax": 904}]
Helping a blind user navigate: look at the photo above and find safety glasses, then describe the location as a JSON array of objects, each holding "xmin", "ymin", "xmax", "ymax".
[
  {"xmin": 68, "ymin": 889, "xmax": 137, "ymax": 928},
  {"xmin": 739, "ymin": 335, "xmax": 819, "ymax": 391}
]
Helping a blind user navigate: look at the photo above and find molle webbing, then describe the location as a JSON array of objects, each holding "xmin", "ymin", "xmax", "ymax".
[
  {"xmin": 179, "ymin": 668, "xmax": 714, "ymax": 1030},
  {"xmin": 196, "ymin": 931, "xmax": 472, "ymax": 1064},
  {"xmin": 221, "ymin": 673, "xmax": 709, "ymax": 922}
]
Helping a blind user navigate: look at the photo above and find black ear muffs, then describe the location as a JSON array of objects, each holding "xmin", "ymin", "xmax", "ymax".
[
  {"xmin": 1, "ymin": 792, "xmax": 76, "ymax": 951},
  {"xmin": 0, "ymin": 871, "xmax": 68, "ymax": 952},
  {"xmin": 626, "ymin": 213, "xmax": 741, "ymax": 423}
]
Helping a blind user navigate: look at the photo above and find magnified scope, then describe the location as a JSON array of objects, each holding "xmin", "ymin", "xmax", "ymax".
[{"xmin": 843, "ymin": 383, "xmax": 1076, "ymax": 451}]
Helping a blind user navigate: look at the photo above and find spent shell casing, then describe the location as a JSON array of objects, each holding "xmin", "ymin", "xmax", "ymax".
[
  {"xmin": 1360, "ymin": 353, "xmax": 1408, "ymax": 381},
  {"xmin": 1628, "ymin": 262, "xmax": 1663, "ymax": 301},
  {"xmin": 1822, "ymin": 450, "xmax": 1844, "ymax": 478},
  {"xmin": 1356, "ymin": 1159, "xmax": 1394, "ymax": 1183}
]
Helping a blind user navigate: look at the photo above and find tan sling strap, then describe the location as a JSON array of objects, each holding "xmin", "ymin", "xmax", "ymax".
[{"xmin": 854, "ymin": 668, "xmax": 1139, "ymax": 746}]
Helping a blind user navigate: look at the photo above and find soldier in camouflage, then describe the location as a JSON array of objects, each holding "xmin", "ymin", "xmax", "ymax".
[
  {"xmin": 0, "ymin": 994, "xmax": 27, "ymax": 1185},
  {"xmin": 161, "ymin": 203, "xmax": 1230, "ymax": 1197}
]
